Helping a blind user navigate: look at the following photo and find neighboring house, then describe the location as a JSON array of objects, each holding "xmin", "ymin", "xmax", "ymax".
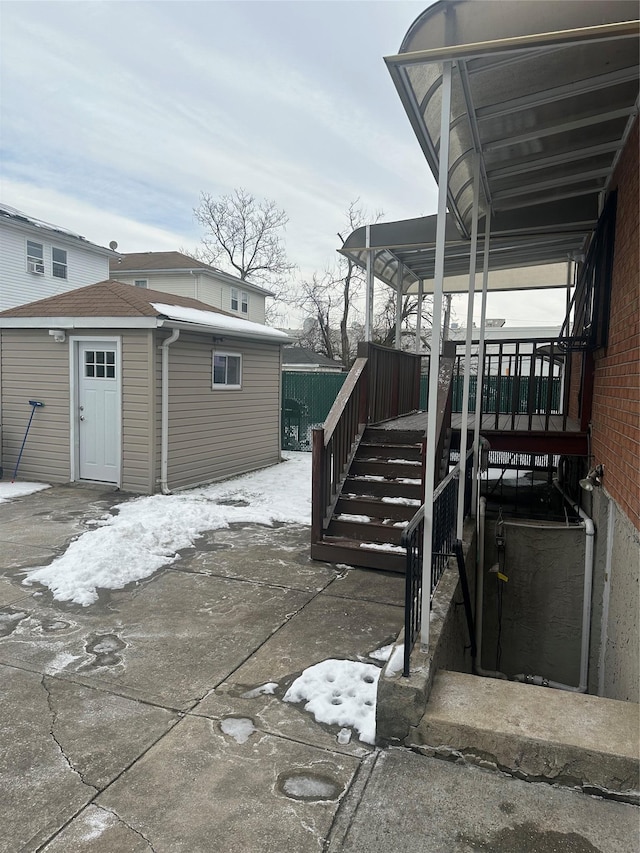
[
  {"xmin": 0, "ymin": 205, "xmax": 116, "ymax": 310},
  {"xmin": 110, "ymin": 251, "xmax": 272, "ymax": 325},
  {"xmin": 0, "ymin": 280, "xmax": 288, "ymax": 493},
  {"xmin": 282, "ymin": 347, "xmax": 344, "ymax": 373}
]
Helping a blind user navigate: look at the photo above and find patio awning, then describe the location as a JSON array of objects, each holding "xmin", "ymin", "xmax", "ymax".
[
  {"xmin": 385, "ymin": 0, "xmax": 639, "ymax": 239},
  {"xmin": 340, "ymin": 2, "xmax": 639, "ymax": 295},
  {"xmin": 339, "ymin": 214, "xmax": 576, "ymax": 294}
]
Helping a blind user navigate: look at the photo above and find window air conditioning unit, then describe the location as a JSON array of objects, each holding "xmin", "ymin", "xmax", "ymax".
[{"xmin": 28, "ymin": 260, "xmax": 45, "ymax": 274}]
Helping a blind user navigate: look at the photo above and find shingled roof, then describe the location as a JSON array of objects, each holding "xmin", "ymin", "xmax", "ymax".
[
  {"xmin": 0, "ymin": 279, "xmax": 235, "ymax": 319},
  {"xmin": 111, "ymin": 251, "xmax": 213, "ymax": 273},
  {"xmin": 109, "ymin": 251, "xmax": 273, "ymax": 296}
]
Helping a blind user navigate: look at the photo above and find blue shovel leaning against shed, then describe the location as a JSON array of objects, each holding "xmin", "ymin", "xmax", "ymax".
[{"xmin": 11, "ymin": 400, "xmax": 44, "ymax": 483}]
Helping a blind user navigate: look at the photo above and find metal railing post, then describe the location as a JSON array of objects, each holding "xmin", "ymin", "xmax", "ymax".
[{"xmin": 421, "ymin": 59, "xmax": 452, "ymax": 648}]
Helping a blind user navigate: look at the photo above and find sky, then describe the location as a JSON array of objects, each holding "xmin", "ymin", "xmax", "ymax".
[{"xmin": 0, "ymin": 0, "xmax": 567, "ymax": 327}]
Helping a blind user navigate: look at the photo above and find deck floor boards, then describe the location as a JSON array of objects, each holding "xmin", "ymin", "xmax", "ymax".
[{"xmin": 374, "ymin": 411, "xmax": 581, "ymax": 434}]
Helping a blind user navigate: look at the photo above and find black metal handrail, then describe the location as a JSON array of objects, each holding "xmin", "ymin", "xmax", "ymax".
[{"xmin": 401, "ymin": 449, "xmax": 473, "ymax": 676}]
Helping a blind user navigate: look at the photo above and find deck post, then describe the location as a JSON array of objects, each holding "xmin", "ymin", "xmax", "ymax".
[
  {"xmin": 365, "ymin": 225, "xmax": 373, "ymax": 342},
  {"xmin": 471, "ymin": 213, "xmax": 492, "ymax": 512},
  {"xmin": 421, "ymin": 59, "xmax": 452, "ymax": 647},
  {"xmin": 311, "ymin": 428, "xmax": 325, "ymax": 544},
  {"xmin": 456, "ymin": 153, "xmax": 481, "ymax": 538}
]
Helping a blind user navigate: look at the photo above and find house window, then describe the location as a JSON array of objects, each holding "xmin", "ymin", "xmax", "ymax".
[
  {"xmin": 212, "ymin": 352, "xmax": 242, "ymax": 389},
  {"xmin": 134, "ymin": 279, "xmax": 148, "ymax": 288},
  {"xmin": 84, "ymin": 350, "xmax": 116, "ymax": 379},
  {"xmin": 27, "ymin": 240, "xmax": 45, "ymax": 274},
  {"xmin": 52, "ymin": 247, "xmax": 67, "ymax": 279},
  {"xmin": 231, "ymin": 288, "xmax": 249, "ymax": 314}
]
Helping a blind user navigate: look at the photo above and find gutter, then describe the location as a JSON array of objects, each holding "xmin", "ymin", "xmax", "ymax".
[{"xmin": 160, "ymin": 328, "xmax": 180, "ymax": 495}]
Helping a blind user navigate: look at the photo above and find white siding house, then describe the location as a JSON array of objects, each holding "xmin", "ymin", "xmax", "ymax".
[
  {"xmin": 0, "ymin": 205, "xmax": 115, "ymax": 310},
  {"xmin": 110, "ymin": 252, "xmax": 272, "ymax": 325}
]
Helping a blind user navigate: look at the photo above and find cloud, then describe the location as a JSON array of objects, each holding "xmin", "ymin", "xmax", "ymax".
[{"xmin": 0, "ymin": 1, "xmax": 436, "ymax": 281}]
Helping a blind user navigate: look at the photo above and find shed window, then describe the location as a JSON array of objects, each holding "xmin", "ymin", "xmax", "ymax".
[
  {"xmin": 52, "ymin": 247, "xmax": 67, "ymax": 279},
  {"xmin": 85, "ymin": 350, "xmax": 116, "ymax": 379},
  {"xmin": 212, "ymin": 352, "xmax": 242, "ymax": 389},
  {"xmin": 27, "ymin": 240, "xmax": 44, "ymax": 274}
]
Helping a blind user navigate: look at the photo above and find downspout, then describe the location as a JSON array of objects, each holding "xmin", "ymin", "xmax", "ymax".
[
  {"xmin": 475, "ymin": 497, "xmax": 508, "ymax": 679},
  {"xmin": 513, "ymin": 478, "xmax": 594, "ymax": 693},
  {"xmin": 160, "ymin": 328, "xmax": 180, "ymax": 495}
]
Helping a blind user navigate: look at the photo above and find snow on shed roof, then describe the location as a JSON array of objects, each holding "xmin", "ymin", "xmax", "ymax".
[{"xmin": 0, "ymin": 280, "xmax": 288, "ymax": 342}]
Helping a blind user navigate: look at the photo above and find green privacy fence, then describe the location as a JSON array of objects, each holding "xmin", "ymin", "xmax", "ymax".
[
  {"xmin": 282, "ymin": 371, "xmax": 561, "ymax": 451},
  {"xmin": 449, "ymin": 375, "xmax": 562, "ymax": 415},
  {"xmin": 282, "ymin": 371, "xmax": 347, "ymax": 451}
]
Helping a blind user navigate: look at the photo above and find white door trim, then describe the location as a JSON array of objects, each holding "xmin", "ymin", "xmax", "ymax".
[{"xmin": 69, "ymin": 335, "xmax": 122, "ymax": 485}]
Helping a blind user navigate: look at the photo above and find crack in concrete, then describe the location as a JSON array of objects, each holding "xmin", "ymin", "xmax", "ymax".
[
  {"xmin": 40, "ymin": 675, "xmax": 98, "ymax": 793},
  {"xmin": 324, "ymin": 751, "xmax": 380, "ymax": 853},
  {"xmin": 411, "ymin": 743, "xmax": 639, "ymax": 804},
  {"xmin": 99, "ymin": 805, "xmax": 156, "ymax": 851}
]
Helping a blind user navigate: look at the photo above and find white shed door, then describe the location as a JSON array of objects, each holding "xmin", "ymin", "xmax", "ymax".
[{"xmin": 78, "ymin": 341, "xmax": 121, "ymax": 483}]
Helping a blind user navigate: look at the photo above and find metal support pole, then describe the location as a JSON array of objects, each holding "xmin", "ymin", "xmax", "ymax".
[
  {"xmin": 365, "ymin": 225, "xmax": 373, "ymax": 342},
  {"xmin": 456, "ymin": 153, "xmax": 481, "ymax": 538},
  {"xmin": 471, "ymin": 213, "xmax": 491, "ymax": 512},
  {"xmin": 421, "ymin": 60, "xmax": 452, "ymax": 647},
  {"xmin": 415, "ymin": 279, "xmax": 424, "ymax": 353},
  {"xmin": 395, "ymin": 264, "xmax": 403, "ymax": 350}
]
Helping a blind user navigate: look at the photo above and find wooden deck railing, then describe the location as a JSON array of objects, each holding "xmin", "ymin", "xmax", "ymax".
[
  {"xmin": 311, "ymin": 344, "xmax": 422, "ymax": 545},
  {"xmin": 360, "ymin": 341, "xmax": 422, "ymax": 423}
]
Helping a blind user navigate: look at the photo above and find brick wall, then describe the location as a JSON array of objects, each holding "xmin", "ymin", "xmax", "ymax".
[{"xmin": 591, "ymin": 117, "xmax": 639, "ymax": 530}]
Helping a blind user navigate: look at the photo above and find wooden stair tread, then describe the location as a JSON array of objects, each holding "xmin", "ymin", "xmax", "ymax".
[{"xmin": 311, "ymin": 537, "xmax": 406, "ymax": 574}]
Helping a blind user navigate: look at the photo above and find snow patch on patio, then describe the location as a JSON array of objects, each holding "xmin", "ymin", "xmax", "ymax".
[
  {"xmin": 283, "ymin": 658, "xmax": 380, "ymax": 744},
  {"xmin": 220, "ymin": 717, "xmax": 256, "ymax": 744},
  {"xmin": 0, "ymin": 481, "xmax": 50, "ymax": 502},
  {"xmin": 23, "ymin": 453, "xmax": 311, "ymax": 605}
]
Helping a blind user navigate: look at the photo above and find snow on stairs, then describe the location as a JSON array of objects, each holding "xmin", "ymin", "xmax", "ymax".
[{"xmin": 313, "ymin": 426, "xmax": 423, "ymax": 573}]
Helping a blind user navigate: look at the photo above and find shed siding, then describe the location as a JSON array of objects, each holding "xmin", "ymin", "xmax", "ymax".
[
  {"xmin": 0, "ymin": 328, "xmax": 155, "ymax": 491},
  {"xmin": 0, "ymin": 329, "xmax": 71, "ymax": 481},
  {"xmin": 0, "ymin": 225, "xmax": 110, "ymax": 311},
  {"xmin": 120, "ymin": 329, "xmax": 155, "ymax": 493},
  {"xmin": 166, "ymin": 334, "xmax": 281, "ymax": 490}
]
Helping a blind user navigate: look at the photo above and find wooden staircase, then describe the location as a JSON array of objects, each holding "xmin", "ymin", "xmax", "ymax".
[
  {"xmin": 311, "ymin": 426, "xmax": 423, "ymax": 572},
  {"xmin": 311, "ymin": 341, "xmax": 455, "ymax": 575}
]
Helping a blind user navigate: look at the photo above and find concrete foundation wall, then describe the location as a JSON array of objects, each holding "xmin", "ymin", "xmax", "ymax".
[
  {"xmin": 482, "ymin": 519, "xmax": 586, "ymax": 687},
  {"xmin": 376, "ymin": 519, "xmax": 476, "ymax": 744},
  {"xmin": 591, "ymin": 488, "xmax": 640, "ymax": 703}
]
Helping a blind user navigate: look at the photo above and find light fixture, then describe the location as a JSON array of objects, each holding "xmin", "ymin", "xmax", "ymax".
[
  {"xmin": 579, "ymin": 464, "xmax": 604, "ymax": 492},
  {"xmin": 48, "ymin": 329, "xmax": 66, "ymax": 343}
]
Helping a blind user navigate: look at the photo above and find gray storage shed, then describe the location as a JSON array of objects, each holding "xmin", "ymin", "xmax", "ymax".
[{"xmin": 0, "ymin": 280, "xmax": 288, "ymax": 493}]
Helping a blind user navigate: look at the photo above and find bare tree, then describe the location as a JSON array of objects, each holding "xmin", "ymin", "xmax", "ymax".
[
  {"xmin": 193, "ymin": 188, "xmax": 295, "ymax": 291},
  {"xmin": 373, "ymin": 290, "xmax": 434, "ymax": 352},
  {"xmin": 290, "ymin": 200, "xmax": 382, "ymax": 367}
]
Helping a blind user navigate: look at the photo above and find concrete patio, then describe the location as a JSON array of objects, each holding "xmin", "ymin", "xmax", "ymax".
[{"xmin": 1, "ymin": 484, "xmax": 638, "ymax": 852}]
